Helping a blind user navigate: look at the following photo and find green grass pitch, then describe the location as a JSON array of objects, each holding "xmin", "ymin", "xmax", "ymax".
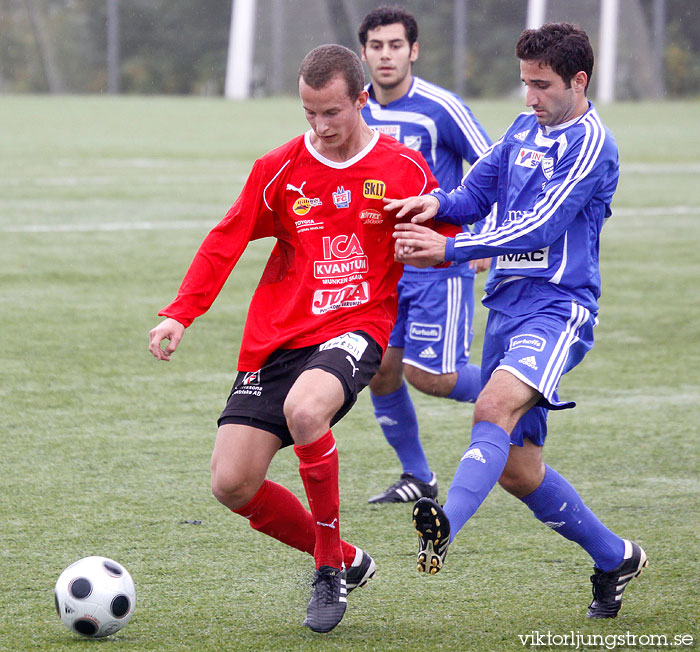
[{"xmin": 1, "ymin": 95, "xmax": 699, "ymax": 651}]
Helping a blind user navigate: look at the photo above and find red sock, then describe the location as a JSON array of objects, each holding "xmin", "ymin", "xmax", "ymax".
[
  {"xmin": 233, "ymin": 479, "xmax": 356, "ymax": 566},
  {"xmin": 294, "ymin": 430, "xmax": 342, "ymax": 569}
]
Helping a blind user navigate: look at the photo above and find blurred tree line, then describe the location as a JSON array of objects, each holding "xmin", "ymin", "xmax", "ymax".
[{"xmin": 0, "ymin": 0, "xmax": 698, "ymax": 98}]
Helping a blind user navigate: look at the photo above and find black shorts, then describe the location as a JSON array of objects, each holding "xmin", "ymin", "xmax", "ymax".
[{"xmin": 218, "ymin": 331, "xmax": 382, "ymax": 447}]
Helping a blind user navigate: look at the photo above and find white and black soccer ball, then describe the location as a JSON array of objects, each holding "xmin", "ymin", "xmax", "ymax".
[{"xmin": 54, "ymin": 556, "xmax": 136, "ymax": 638}]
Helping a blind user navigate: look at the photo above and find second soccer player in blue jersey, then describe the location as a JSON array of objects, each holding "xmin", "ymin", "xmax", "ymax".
[
  {"xmin": 391, "ymin": 22, "xmax": 647, "ymax": 619},
  {"xmin": 358, "ymin": 5, "xmax": 492, "ymax": 504}
]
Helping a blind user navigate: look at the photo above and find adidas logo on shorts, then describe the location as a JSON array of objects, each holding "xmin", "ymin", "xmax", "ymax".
[
  {"xmin": 419, "ymin": 346, "xmax": 437, "ymax": 359},
  {"xmin": 518, "ymin": 355, "xmax": 538, "ymax": 370},
  {"xmin": 460, "ymin": 448, "xmax": 486, "ymax": 464}
]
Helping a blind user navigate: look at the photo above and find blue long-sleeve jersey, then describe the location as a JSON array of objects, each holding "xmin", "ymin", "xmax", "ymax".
[
  {"xmin": 362, "ymin": 76, "xmax": 492, "ymax": 279},
  {"xmin": 433, "ymin": 102, "xmax": 618, "ymax": 315}
]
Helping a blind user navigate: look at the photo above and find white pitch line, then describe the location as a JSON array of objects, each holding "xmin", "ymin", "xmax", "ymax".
[
  {"xmin": 1, "ymin": 220, "xmax": 216, "ymax": 233},
  {"xmin": 0, "ymin": 175, "xmax": 247, "ymax": 187},
  {"xmin": 58, "ymin": 157, "xmax": 239, "ymax": 168}
]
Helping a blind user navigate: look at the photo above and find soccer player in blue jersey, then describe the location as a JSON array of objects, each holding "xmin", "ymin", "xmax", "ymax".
[
  {"xmin": 358, "ymin": 5, "xmax": 492, "ymax": 504},
  {"xmin": 389, "ymin": 22, "xmax": 647, "ymax": 618}
]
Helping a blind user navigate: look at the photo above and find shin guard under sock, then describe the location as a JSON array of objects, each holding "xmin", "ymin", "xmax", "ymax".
[
  {"xmin": 233, "ymin": 479, "xmax": 356, "ymax": 568},
  {"xmin": 371, "ymin": 383, "xmax": 431, "ymax": 482},
  {"xmin": 294, "ymin": 430, "xmax": 343, "ymax": 569},
  {"xmin": 370, "ymin": 383, "xmax": 433, "ymax": 482},
  {"xmin": 443, "ymin": 421, "xmax": 511, "ymax": 541},
  {"xmin": 520, "ymin": 465, "xmax": 625, "ymax": 571}
]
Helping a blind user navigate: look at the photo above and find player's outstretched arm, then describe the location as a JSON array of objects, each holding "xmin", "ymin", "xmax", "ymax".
[
  {"xmin": 149, "ymin": 317, "xmax": 185, "ymax": 361},
  {"xmin": 383, "ymin": 194, "xmax": 440, "ymax": 223},
  {"xmin": 393, "ymin": 223, "xmax": 448, "ymax": 268}
]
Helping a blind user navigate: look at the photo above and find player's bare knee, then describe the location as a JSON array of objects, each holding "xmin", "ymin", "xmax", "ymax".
[
  {"xmin": 404, "ymin": 365, "xmax": 427, "ymax": 391},
  {"xmin": 405, "ymin": 365, "xmax": 448, "ymax": 396},
  {"xmin": 210, "ymin": 473, "xmax": 234, "ymax": 506},
  {"xmin": 211, "ymin": 470, "xmax": 255, "ymax": 510},
  {"xmin": 498, "ymin": 460, "xmax": 543, "ymax": 498},
  {"xmin": 283, "ymin": 400, "xmax": 326, "ymax": 439},
  {"xmin": 473, "ymin": 392, "xmax": 506, "ymax": 424},
  {"xmin": 498, "ymin": 470, "xmax": 528, "ymax": 497}
]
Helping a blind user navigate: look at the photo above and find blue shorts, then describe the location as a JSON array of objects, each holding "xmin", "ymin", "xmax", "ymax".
[
  {"xmin": 481, "ymin": 301, "xmax": 596, "ymax": 446},
  {"xmin": 388, "ymin": 273, "xmax": 475, "ymax": 374}
]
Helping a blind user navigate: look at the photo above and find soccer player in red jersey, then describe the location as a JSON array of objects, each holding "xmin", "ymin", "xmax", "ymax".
[{"xmin": 149, "ymin": 44, "xmax": 438, "ymax": 633}]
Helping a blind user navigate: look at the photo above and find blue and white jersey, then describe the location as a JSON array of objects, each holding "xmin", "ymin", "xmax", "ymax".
[
  {"xmin": 362, "ymin": 76, "xmax": 492, "ymax": 279},
  {"xmin": 433, "ymin": 102, "xmax": 618, "ymax": 315},
  {"xmin": 363, "ymin": 76, "xmax": 491, "ymax": 189}
]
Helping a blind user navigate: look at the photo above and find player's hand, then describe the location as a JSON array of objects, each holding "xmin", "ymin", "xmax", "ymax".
[
  {"xmin": 149, "ymin": 317, "xmax": 185, "ymax": 361},
  {"xmin": 470, "ymin": 257, "xmax": 492, "ymax": 273},
  {"xmin": 393, "ymin": 223, "xmax": 447, "ymax": 268},
  {"xmin": 383, "ymin": 194, "xmax": 440, "ymax": 223}
]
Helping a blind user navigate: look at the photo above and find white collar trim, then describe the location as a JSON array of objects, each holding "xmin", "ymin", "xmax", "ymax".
[{"xmin": 304, "ymin": 129, "xmax": 380, "ymax": 169}]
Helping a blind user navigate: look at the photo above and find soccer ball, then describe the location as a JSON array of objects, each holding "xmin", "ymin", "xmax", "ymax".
[{"xmin": 54, "ymin": 556, "xmax": 136, "ymax": 638}]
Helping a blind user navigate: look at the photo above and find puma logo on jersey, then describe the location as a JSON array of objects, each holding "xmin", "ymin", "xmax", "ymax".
[
  {"xmin": 286, "ymin": 181, "xmax": 307, "ymax": 197},
  {"xmin": 345, "ymin": 355, "xmax": 359, "ymax": 377},
  {"xmin": 288, "ymin": 181, "xmax": 322, "ymax": 215}
]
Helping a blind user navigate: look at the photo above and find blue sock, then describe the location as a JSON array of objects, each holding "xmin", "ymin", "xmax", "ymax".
[
  {"xmin": 520, "ymin": 465, "xmax": 626, "ymax": 571},
  {"xmin": 446, "ymin": 363, "xmax": 481, "ymax": 402},
  {"xmin": 371, "ymin": 383, "xmax": 431, "ymax": 482},
  {"xmin": 443, "ymin": 421, "xmax": 511, "ymax": 541}
]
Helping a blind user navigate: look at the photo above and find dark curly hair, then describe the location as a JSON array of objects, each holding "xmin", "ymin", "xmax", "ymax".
[
  {"xmin": 358, "ymin": 5, "xmax": 418, "ymax": 47},
  {"xmin": 516, "ymin": 22, "xmax": 594, "ymax": 92}
]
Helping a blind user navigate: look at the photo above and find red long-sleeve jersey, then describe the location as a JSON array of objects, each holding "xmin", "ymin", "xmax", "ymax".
[{"xmin": 160, "ymin": 130, "xmax": 438, "ymax": 371}]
